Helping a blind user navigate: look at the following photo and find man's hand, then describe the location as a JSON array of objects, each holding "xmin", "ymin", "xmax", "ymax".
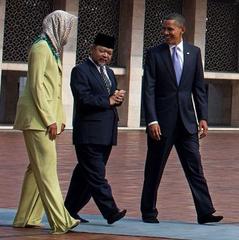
[
  {"xmin": 148, "ymin": 123, "xmax": 161, "ymax": 141},
  {"xmin": 47, "ymin": 122, "xmax": 57, "ymax": 140},
  {"xmin": 109, "ymin": 89, "xmax": 126, "ymax": 106},
  {"xmin": 57, "ymin": 123, "xmax": 65, "ymax": 135},
  {"xmin": 198, "ymin": 120, "xmax": 208, "ymax": 139}
]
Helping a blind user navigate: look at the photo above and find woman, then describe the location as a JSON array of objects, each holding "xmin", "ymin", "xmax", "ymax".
[{"xmin": 13, "ymin": 10, "xmax": 80, "ymax": 234}]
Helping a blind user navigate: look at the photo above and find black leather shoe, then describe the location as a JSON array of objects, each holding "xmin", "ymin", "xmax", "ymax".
[
  {"xmin": 142, "ymin": 216, "xmax": 159, "ymax": 223},
  {"xmin": 71, "ymin": 214, "xmax": 89, "ymax": 223},
  {"xmin": 107, "ymin": 209, "xmax": 127, "ymax": 224},
  {"xmin": 198, "ymin": 214, "xmax": 223, "ymax": 224}
]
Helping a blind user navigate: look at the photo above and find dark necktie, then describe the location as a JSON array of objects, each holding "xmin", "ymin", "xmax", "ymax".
[
  {"xmin": 99, "ymin": 66, "xmax": 112, "ymax": 94},
  {"xmin": 172, "ymin": 46, "xmax": 182, "ymax": 85}
]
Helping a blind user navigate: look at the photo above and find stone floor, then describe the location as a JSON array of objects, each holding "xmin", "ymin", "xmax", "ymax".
[{"xmin": 0, "ymin": 129, "xmax": 238, "ymax": 239}]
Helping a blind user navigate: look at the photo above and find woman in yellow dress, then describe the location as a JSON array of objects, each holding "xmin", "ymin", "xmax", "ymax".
[{"xmin": 13, "ymin": 10, "xmax": 80, "ymax": 234}]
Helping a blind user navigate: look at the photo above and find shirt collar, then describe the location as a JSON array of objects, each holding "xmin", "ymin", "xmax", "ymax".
[
  {"xmin": 169, "ymin": 40, "xmax": 183, "ymax": 52},
  {"xmin": 89, "ymin": 57, "xmax": 106, "ymax": 71},
  {"xmin": 89, "ymin": 57, "xmax": 98, "ymax": 68}
]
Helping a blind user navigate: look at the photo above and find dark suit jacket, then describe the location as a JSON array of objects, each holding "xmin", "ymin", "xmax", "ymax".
[
  {"xmin": 143, "ymin": 42, "xmax": 208, "ymax": 137},
  {"xmin": 71, "ymin": 59, "xmax": 118, "ymax": 145}
]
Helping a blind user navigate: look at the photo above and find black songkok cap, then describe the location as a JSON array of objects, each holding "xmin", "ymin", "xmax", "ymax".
[{"xmin": 94, "ymin": 33, "xmax": 115, "ymax": 49}]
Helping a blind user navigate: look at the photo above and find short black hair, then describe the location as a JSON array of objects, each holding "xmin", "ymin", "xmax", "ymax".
[{"xmin": 163, "ymin": 13, "xmax": 186, "ymax": 28}]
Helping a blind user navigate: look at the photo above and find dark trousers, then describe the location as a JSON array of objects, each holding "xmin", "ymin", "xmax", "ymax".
[
  {"xmin": 65, "ymin": 144, "xmax": 118, "ymax": 219},
  {"xmin": 141, "ymin": 117, "xmax": 215, "ymax": 219}
]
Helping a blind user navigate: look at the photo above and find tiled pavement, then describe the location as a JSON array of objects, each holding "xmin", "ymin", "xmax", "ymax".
[{"xmin": 0, "ymin": 129, "xmax": 239, "ymax": 239}]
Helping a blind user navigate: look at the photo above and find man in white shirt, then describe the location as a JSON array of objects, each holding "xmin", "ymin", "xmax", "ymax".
[{"xmin": 141, "ymin": 13, "xmax": 223, "ymax": 225}]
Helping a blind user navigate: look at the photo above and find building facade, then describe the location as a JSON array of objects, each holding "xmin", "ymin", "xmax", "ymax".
[{"xmin": 0, "ymin": 0, "xmax": 239, "ymax": 128}]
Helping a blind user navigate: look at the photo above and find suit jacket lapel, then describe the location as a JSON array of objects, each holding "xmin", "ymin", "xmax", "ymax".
[
  {"xmin": 180, "ymin": 42, "xmax": 190, "ymax": 84},
  {"xmin": 87, "ymin": 59, "xmax": 109, "ymax": 94},
  {"xmin": 161, "ymin": 44, "xmax": 177, "ymax": 85},
  {"xmin": 57, "ymin": 59, "xmax": 62, "ymax": 73},
  {"xmin": 161, "ymin": 42, "xmax": 191, "ymax": 87}
]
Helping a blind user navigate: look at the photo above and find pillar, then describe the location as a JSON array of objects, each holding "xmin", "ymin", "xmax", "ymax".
[
  {"xmin": 183, "ymin": 0, "xmax": 207, "ymax": 66},
  {"xmin": 0, "ymin": 0, "xmax": 6, "ymax": 92},
  {"xmin": 53, "ymin": 0, "xmax": 79, "ymax": 128},
  {"xmin": 118, "ymin": 0, "xmax": 145, "ymax": 127}
]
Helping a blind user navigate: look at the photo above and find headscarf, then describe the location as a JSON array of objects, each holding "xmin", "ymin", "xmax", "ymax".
[{"xmin": 42, "ymin": 10, "xmax": 76, "ymax": 56}]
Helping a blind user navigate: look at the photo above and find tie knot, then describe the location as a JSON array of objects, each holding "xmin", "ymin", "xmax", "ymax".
[
  {"xmin": 172, "ymin": 46, "xmax": 181, "ymax": 61},
  {"xmin": 99, "ymin": 65, "xmax": 104, "ymax": 71},
  {"xmin": 173, "ymin": 46, "xmax": 178, "ymax": 53}
]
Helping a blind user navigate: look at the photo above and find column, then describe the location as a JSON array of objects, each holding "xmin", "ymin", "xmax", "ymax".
[
  {"xmin": 53, "ymin": 0, "xmax": 79, "ymax": 128},
  {"xmin": 117, "ymin": 0, "xmax": 145, "ymax": 128},
  {"xmin": 183, "ymin": 0, "xmax": 207, "ymax": 66},
  {"xmin": 0, "ymin": 0, "xmax": 6, "ymax": 91}
]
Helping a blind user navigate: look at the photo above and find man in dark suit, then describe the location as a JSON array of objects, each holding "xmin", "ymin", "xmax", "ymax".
[
  {"xmin": 141, "ymin": 13, "xmax": 223, "ymax": 224},
  {"xmin": 65, "ymin": 33, "xmax": 126, "ymax": 224}
]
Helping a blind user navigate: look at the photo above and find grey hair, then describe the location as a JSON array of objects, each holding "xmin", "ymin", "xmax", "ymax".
[{"xmin": 163, "ymin": 13, "xmax": 186, "ymax": 28}]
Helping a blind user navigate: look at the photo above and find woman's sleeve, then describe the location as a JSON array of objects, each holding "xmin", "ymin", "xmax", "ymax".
[{"xmin": 28, "ymin": 44, "xmax": 55, "ymax": 127}]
